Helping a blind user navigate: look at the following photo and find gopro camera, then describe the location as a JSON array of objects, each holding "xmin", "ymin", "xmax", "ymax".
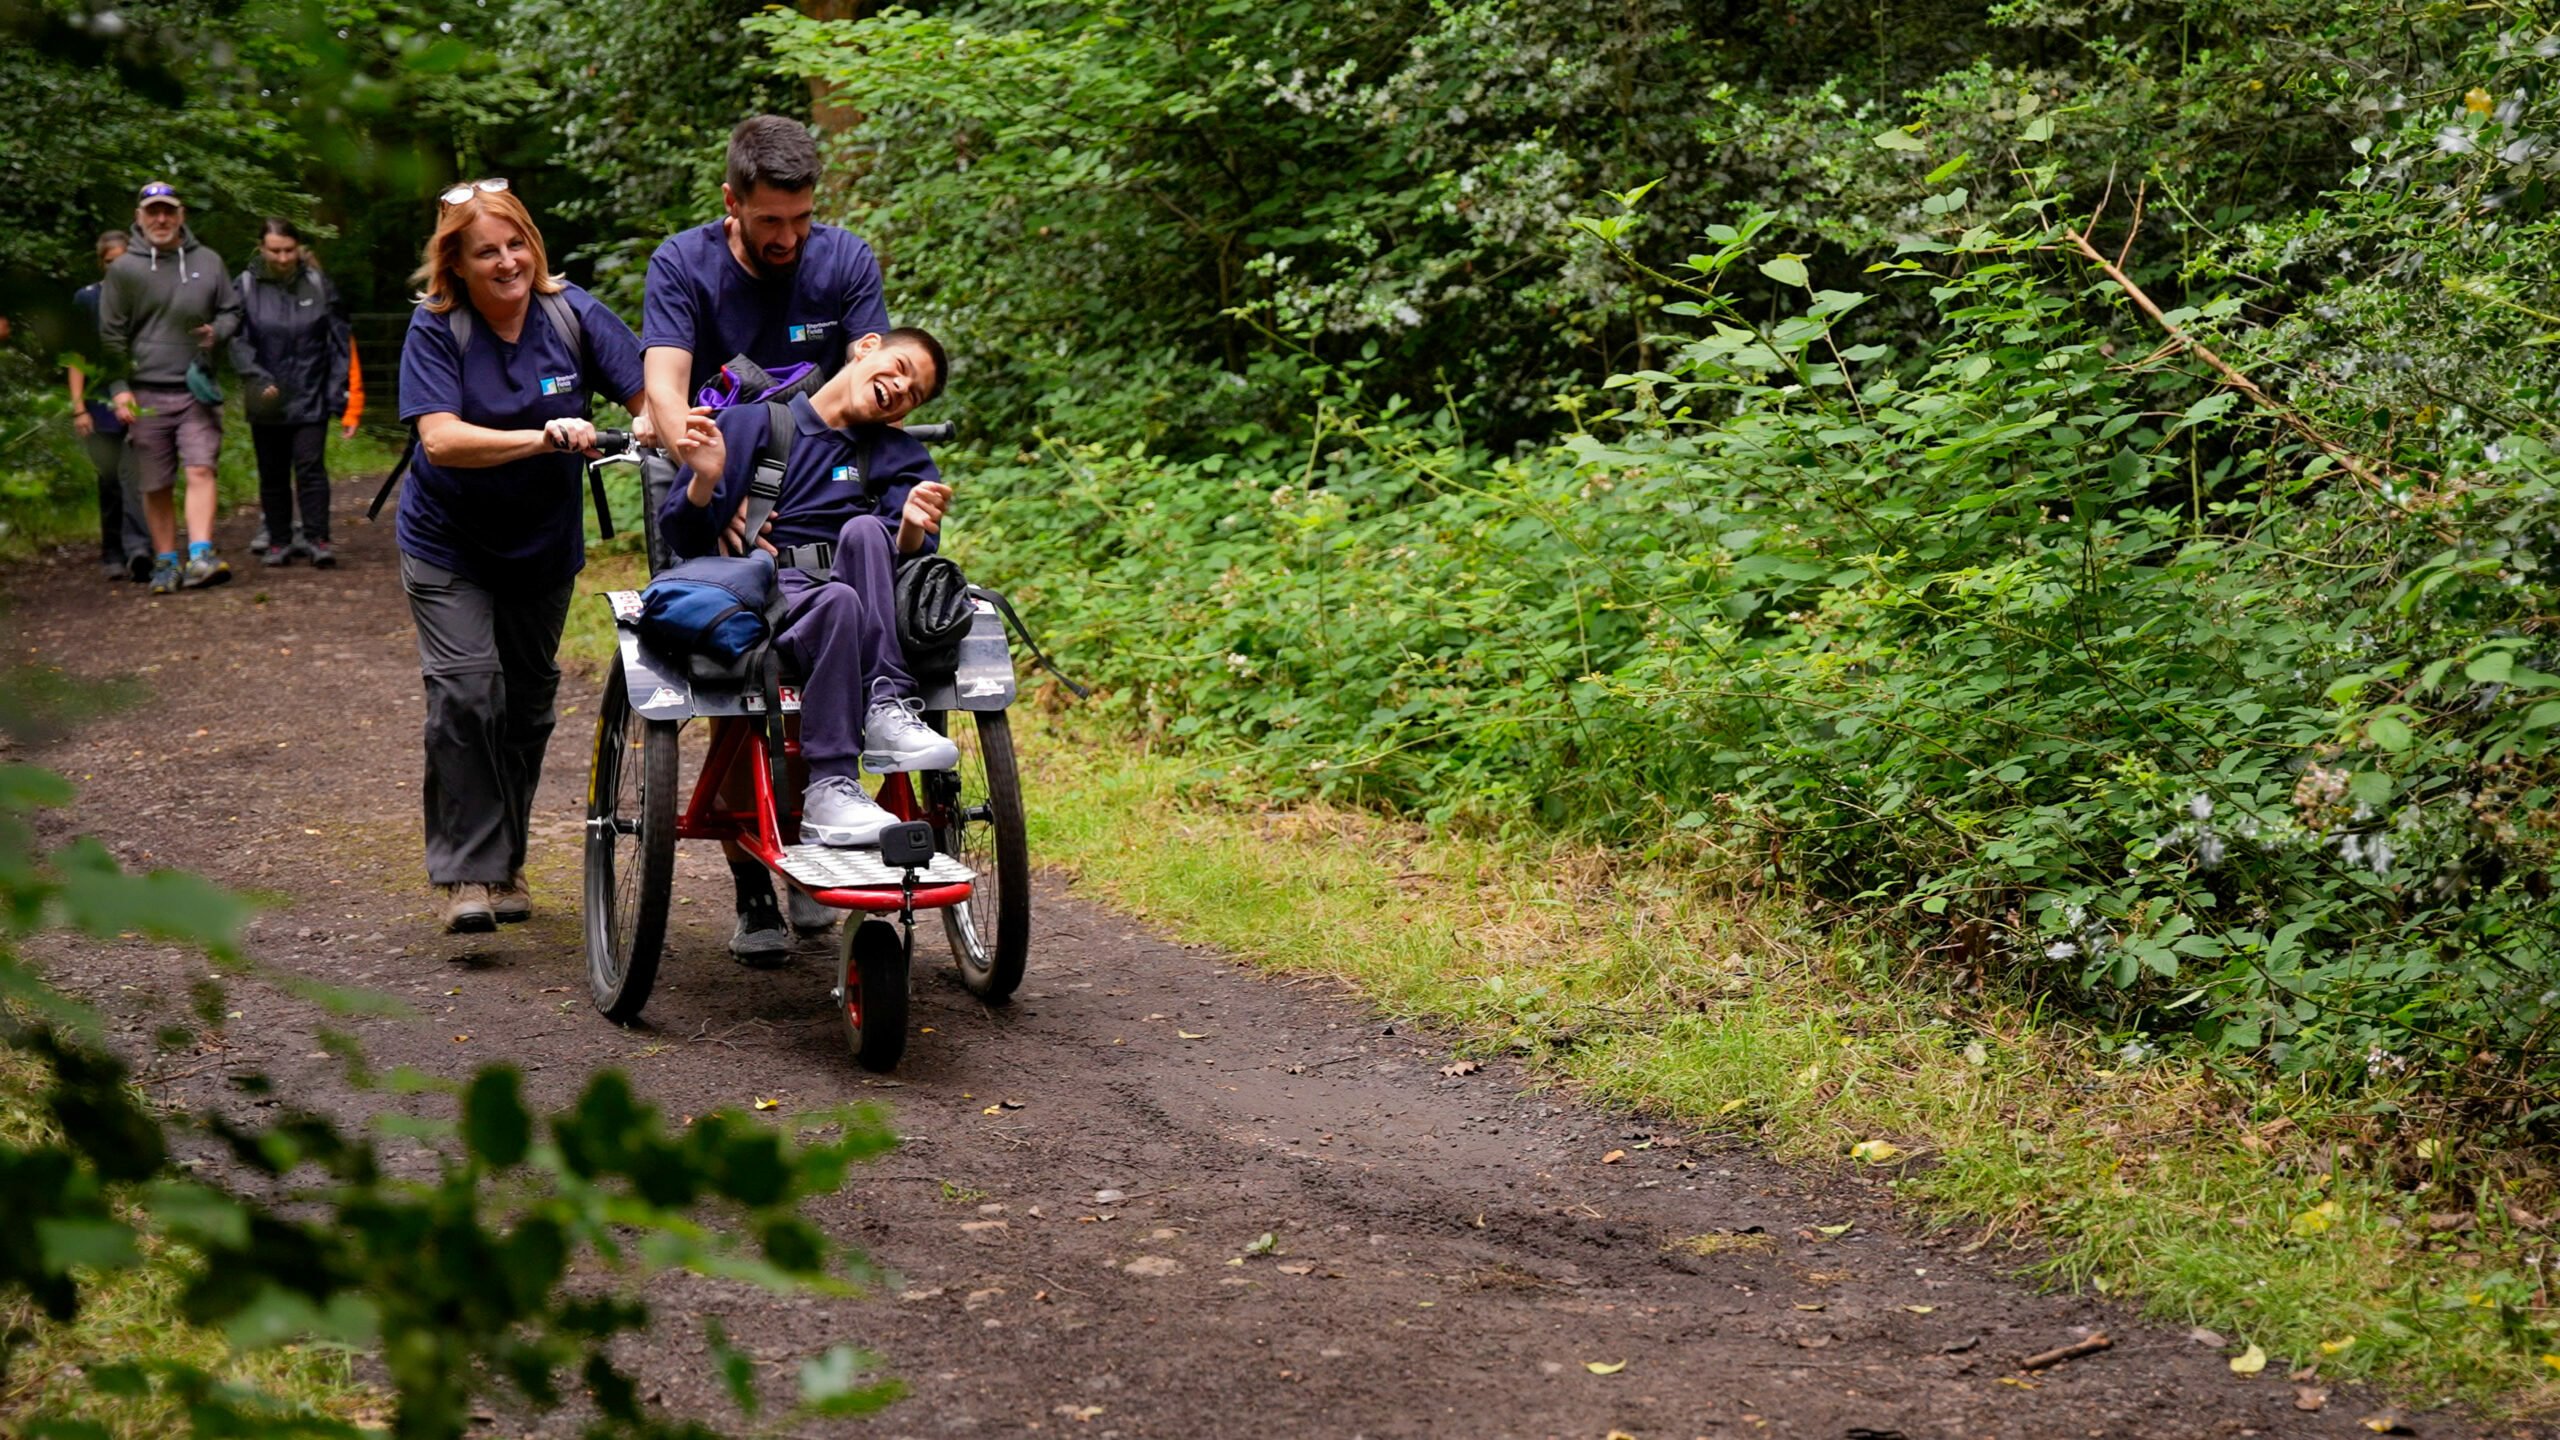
[{"xmin": 878, "ymin": 820, "xmax": 936, "ymax": 869}]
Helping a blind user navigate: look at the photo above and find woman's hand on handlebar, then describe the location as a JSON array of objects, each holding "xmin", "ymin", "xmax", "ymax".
[{"xmin": 541, "ymin": 417, "xmax": 601, "ymax": 457}]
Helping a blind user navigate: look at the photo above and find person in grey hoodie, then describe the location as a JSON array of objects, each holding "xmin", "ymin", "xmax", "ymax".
[
  {"xmin": 100, "ymin": 181, "xmax": 242, "ymax": 593},
  {"xmin": 233, "ymin": 218, "xmax": 350, "ymax": 568}
]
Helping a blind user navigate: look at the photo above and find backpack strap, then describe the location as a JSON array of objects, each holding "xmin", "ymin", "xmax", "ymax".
[
  {"xmin": 733, "ymin": 399, "xmax": 793, "ymax": 556},
  {"xmin": 537, "ymin": 289, "xmax": 583, "ymax": 371},
  {"xmin": 373, "ymin": 295, "xmax": 600, "ymax": 529}
]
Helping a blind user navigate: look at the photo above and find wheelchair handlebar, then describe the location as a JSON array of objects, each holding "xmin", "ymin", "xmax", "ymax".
[
  {"xmin": 906, "ymin": 422, "xmax": 955, "ymax": 444},
  {"xmin": 594, "ymin": 429, "xmax": 634, "ymax": 456}
]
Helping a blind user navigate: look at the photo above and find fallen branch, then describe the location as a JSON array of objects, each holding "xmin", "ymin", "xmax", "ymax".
[
  {"xmin": 2056, "ymin": 217, "xmax": 2436, "ymax": 521},
  {"xmin": 2019, "ymin": 1333, "xmax": 2113, "ymax": 1371}
]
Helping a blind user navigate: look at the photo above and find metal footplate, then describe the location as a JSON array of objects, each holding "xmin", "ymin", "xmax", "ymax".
[{"xmin": 776, "ymin": 844, "xmax": 974, "ymax": 892}]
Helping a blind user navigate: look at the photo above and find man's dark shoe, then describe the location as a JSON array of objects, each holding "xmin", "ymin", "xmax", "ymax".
[
  {"xmin": 308, "ymin": 539, "xmax": 337, "ymax": 569},
  {"xmin": 786, "ymin": 888, "xmax": 838, "ymax": 936},
  {"xmin": 729, "ymin": 888, "xmax": 788, "ymax": 966},
  {"xmin": 127, "ymin": 553, "xmax": 152, "ymax": 583}
]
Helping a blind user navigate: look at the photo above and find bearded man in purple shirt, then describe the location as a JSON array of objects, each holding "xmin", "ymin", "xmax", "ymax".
[{"xmin": 637, "ymin": 113, "xmax": 897, "ymax": 961}]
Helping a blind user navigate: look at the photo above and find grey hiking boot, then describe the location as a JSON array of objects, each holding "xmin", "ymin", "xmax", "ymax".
[
  {"xmin": 802, "ymin": 775, "xmax": 895, "ymax": 847},
  {"xmin": 180, "ymin": 549, "xmax": 231, "ymax": 589},
  {"xmin": 729, "ymin": 887, "xmax": 788, "ymax": 966},
  {"xmin": 286, "ymin": 527, "xmax": 315, "ymax": 561},
  {"xmin": 147, "ymin": 557, "xmax": 181, "ymax": 595},
  {"xmin": 786, "ymin": 888, "xmax": 839, "ymax": 936},
  {"xmin": 859, "ymin": 695, "xmax": 959, "ymax": 774},
  {"xmin": 440, "ymin": 883, "xmax": 497, "ymax": 934},
  {"xmin": 307, "ymin": 538, "xmax": 337, "ymax": 569}
]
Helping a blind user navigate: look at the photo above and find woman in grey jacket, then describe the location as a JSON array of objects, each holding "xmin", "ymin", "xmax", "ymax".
[{"xmin": 233, "ymin": 219, "xmax": 352, "ymax": 567}]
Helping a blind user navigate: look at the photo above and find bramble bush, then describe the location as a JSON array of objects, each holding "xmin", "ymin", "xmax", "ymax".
[{"xmin": 948, "ymin": 18, "xmax": 2560, "ymax": 1123}]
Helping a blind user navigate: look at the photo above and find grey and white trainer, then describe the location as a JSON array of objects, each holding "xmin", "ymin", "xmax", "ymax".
[
  {"xmin": 859, "ymin": 695, "xmax": 959, "ymax": 774},
  {"xmin": 802, "ymin": 775, "xmax": 895, "ymax": 848}
]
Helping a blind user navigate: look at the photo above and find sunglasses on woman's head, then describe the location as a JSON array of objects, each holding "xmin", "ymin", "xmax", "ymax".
[{"xmin": 438, "ymin": 177, "xmax": 511, "ymax": 208}]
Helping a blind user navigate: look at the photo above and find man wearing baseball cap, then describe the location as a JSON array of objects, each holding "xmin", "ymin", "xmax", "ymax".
[{"xmin": 99, "ymin": 181, "xmax": 244, "ymax": 593}]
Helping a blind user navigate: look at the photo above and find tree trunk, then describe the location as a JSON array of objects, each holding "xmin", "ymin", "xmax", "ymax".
[{"xmin": 797, "ymin": 0, "xmax": 872, "ymax": 134}]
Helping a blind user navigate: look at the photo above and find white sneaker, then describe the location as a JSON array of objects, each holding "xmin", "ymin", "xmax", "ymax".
[
  {"xmin": 860, "ymin": 694, "xmax": 960, "ymax": 774},
  {"xmin": 802, "ymin": 775, "xmax": 894, "ymax": 848}
]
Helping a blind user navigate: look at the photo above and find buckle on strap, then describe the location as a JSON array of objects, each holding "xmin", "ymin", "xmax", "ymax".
[{"xmin": 778, "ymin": 540, "xmax": 834, "ymax": 575}]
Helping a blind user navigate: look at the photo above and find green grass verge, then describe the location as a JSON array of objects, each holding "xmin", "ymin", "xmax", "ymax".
[
  {"xmin": 0, "ymin": 1049, "xmax": 375, "ymax": 1435},
  {"xmin": 1014, "ymin": 704, "xmax": 2560, "ymax": 1415}
]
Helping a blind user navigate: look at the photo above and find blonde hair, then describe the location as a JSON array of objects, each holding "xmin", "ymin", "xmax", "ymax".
[{"xmin": 410, "ymin": 186, "xmax": 565, "ymax": 314}]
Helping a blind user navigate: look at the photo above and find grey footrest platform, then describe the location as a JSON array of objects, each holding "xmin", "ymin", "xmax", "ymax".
[{"xmin": 776, "ymin": 844, "xmax": 975, "ymax": 891}]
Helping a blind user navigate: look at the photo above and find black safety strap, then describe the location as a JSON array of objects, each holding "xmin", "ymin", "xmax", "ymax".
[
  {"xmin": 971, "ymin": 584, "xmax": 1091, "ymax": 699},
  {"xmin": 735, "ymin": 398, "xmax": 793, "ymax": 556},
  {"xmin": 759, "ymin": 642, "xmax": 792, "ymax": 834},
  {"xmin": 365, "ymin": 428, "xmax": 419, "ymax": 522}
]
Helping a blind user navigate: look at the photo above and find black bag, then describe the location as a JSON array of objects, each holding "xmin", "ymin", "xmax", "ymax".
[
  {"xmin": 895, "ymin": 554, "xmax": 975, "ymax": 679},
  {"xmin": 637, "ymin": 553, "xmax": 778, "ymax": 666}
]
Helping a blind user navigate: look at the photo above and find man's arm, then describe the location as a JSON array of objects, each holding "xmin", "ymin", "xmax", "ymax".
[
  {"xmin": 67, "ymin": 360, "xmax": 92, "ymax": 438},
  {"xmin": 642, "ymin": 346, "xmax": 693, "ymax": 454}
]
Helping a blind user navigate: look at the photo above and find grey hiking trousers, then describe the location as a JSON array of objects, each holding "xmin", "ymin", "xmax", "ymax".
[{"xmin": 401, "ymin": 553, "xmax": 575, "ymax": 887}]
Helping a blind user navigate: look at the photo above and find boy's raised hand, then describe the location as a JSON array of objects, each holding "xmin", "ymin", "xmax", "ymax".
[{"xmin": 897, "ymin": 480, "xmax": 952, "ymax": 554}]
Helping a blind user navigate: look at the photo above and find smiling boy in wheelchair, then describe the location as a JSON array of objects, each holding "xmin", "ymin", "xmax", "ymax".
[{"xmin": 660, "ymin": 326, "xmax": 958, "ymax": 848}]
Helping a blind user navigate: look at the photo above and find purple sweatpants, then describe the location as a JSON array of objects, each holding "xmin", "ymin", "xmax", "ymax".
[{"xmin": 775, "ymin": 516, "xmax": 916, "ymax": 782}]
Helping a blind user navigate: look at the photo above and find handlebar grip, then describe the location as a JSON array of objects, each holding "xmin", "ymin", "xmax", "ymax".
[
  {"xmin": 593, "ymin": 429, "xmax": 634, "ymax": 456},
  {"xmin": 905, "ymin": 422, "xmax": 956, "ymax": 444}
]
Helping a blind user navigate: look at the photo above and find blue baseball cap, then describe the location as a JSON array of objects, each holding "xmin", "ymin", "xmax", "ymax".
[{"xmin": 136, "ymin": 181, "xmax": 182, "ymax": 208}]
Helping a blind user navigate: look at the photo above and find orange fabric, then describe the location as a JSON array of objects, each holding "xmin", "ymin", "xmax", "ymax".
[{"xmin": 342, "ymin": 341, "xmax": 365, "ymax": 429}]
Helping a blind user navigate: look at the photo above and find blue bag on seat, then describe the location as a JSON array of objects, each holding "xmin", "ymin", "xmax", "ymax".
[{"xmin": 636, "ymin": 553, "xmax": 778, "ymax": 666}]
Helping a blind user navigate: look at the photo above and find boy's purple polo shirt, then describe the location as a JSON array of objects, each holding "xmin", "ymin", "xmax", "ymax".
[
  {"xmin": 396, "ymin": 283, "xmax": 646, "ymax": 591},
  {"xmin": 639, "ymin": 221, "xmax": 890, "ymax": 393},
  {"xmin": 657, "ymin": 394, "xmax": 940, "ymax": 560}
]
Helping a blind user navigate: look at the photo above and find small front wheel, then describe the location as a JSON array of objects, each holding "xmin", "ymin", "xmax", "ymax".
[
  {"xmin": 926, "ymin": 709, "xmax": 1029, "ymax": 1002},
  {"xmin": 840, "ymin": 918, "xmax": 909, "ymax": 1072},
  {"xmin": 586, "ymin": 658, "xmax": 677, "ymax": 1023}
]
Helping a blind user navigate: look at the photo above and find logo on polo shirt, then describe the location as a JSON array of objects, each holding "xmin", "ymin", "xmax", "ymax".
[
  {"xmin": 829, "ymin": 464, "xmax": 860, "ymax": 485},
  {"xmin": 538, "ymin": 373, "xmax": 579, "ymax": 396},
  {"xmin": 788, "ymin": 320, "xmax": 834, "ymax": 344}
]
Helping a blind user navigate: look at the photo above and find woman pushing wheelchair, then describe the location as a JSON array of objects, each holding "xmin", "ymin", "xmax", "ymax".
[{"xmin": 660, "ymin": 327, "xmax": 959, "ymax": 845}]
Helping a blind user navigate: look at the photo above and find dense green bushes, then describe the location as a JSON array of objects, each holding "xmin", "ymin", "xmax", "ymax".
[{"xmin": 944, "ymin": 9, "xmax": 2560, "ymax": 1117}]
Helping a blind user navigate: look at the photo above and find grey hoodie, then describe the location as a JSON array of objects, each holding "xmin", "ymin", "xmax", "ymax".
[{"xmin": 99, "ymin": 225, "xmax": 241, "ymax": 395}]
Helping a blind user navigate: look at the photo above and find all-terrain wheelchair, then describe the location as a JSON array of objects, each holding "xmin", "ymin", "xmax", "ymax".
[{"xmin": 578, "ymin": 428, "xmax": 1028, "ymax": 1071}]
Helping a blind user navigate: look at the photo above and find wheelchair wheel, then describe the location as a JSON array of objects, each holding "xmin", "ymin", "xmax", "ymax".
[
  {"xmin": 585, "ymin": 658, "xmax": 678, "ymax": 1023},
  {"xmin": 925, "ymin": 709, "xmax": 1029, "ymax": 1002},
  {"xmin": 840, "ymin": 918, "xmax": 909, "ymax": 1072}
]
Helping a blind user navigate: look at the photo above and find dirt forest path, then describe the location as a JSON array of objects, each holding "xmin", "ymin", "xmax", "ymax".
[{"xmin": 4, "ymin": 492, "xmax": 2468, "ymax": 1440}]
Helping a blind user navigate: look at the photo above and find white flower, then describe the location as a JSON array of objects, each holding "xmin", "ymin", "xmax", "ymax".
[
  {"xmin": 2046, "ymin": 940, "xmax": 2080, "ymax": 961},
  {"xmin": 2188, "ymin": 793, "xmax": 2214, "ymax": 821}
]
